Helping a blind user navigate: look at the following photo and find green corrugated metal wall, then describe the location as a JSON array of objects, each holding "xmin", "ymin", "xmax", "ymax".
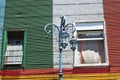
[{"xmin": 3, "ymin": 0, "xmax": 53, "ymax": 69}]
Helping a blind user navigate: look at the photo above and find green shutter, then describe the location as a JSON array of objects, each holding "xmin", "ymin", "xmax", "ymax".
[
  {"xmin": 4, "ymin": 0, "xmax": 53, "ymax": 69},
  {"xmin": 2, "ymin": 31, "xmax": 7, "ymax": 69},
  {"xmin": 22, "ymin": 31, "xmax": 27, "ymax": 68}
]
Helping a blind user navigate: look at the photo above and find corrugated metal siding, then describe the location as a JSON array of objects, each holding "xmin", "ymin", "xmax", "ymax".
[
  {"xmin": 0, "ymin": 0, "xmax": 5, "ymax": 68},
  {"xmin": 103, "ymin": 0, "xmax": 120, "ymax": 71},
  {"xmin": 3, "ymin": 0, "xmax": 53, "ymax": 69}
]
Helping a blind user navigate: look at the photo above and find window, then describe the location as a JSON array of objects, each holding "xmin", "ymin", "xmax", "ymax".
[
  {"xmin": 74, "ymin": 21, "xmax": 108, "ymax": 67},
  {"xmin": 3, "ymin": 31, "xmax": 24, "ymax": 68}
]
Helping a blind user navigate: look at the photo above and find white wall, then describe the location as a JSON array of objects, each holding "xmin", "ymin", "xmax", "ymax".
[{"xmin": 53, "ymin": 0, "xmax": 104, "ymax": 68}]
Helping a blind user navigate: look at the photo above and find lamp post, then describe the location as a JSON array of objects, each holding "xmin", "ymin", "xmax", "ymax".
[{"xmin": 44, "ymin": 16, "xmax": 77, "ymax": 80}]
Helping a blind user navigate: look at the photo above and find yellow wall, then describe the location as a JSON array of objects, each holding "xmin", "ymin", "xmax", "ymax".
[{"xmin": 0, "ymin": 73, "xmax": 120, "ymax": 80}]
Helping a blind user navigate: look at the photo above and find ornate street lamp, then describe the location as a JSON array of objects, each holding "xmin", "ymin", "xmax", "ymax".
[
  {"xmin": 70, "ymin": 36, "xmax": 77, "ymax": 51},
  {"xmin": 59, "ymin": 29, "xmax": 69, "ymax": 49},
  {"xmin": 44, "ymin": 16, "xmax": 77, "ymax": 80}
]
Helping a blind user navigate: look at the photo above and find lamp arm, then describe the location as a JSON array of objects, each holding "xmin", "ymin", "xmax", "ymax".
[
  {"xmin": 64, "ymin": 23, "xmax": 76, "ymax": 33},
  {"xmin": 44, "ymin": 23, "xmax": 59, "ymax": 35}
]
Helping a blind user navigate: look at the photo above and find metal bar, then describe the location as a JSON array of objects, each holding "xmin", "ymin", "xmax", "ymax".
[{"xmin": 59, "ymin": 48, "xmax": 63, "ymax": 80}]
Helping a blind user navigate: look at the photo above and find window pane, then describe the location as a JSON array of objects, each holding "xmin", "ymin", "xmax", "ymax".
[
  {"xmin": 4, "ymin": 31, "xmax": 24, "ymax": 65},
  {"xmin": 75, "ymin": 21, "xmax": 108, "ymax": 66},
  {"xmin": 78, "ymin": 40, "xmax": 105, "ymax": 64},
  {"xmin": 77, "ymin": 30, "xmax": 103, "ymax": 38}
]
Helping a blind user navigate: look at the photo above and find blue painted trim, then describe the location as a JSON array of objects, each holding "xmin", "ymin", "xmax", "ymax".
[
  {"xmin": 0, "ymin": 0, "xmax": 6, "ymax": 69},
  {"xmin": 59, "ymin": 48, "xmax": 63, "ymax": 80}
]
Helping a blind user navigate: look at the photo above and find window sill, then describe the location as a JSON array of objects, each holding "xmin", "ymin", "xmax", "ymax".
[
  {"xmin": 77, "ymin": 38, "xmax": 104, "ymax": 41},
  {"xmin": 74, "ymin": 63, "xmax": 109, "ymax": 67}
]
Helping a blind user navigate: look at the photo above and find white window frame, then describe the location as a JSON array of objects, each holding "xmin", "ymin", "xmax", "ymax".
[{"xmin": 73, "ymin": 21, "xmax": 109, "ymax": 67}]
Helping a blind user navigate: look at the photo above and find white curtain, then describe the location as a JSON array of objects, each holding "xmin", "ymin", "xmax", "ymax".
[
  {"xmin": 80, "ymin": 41, "xmax": 101, "ymax": 64},
  {"xmin": 5, "ymin": 45, "xmax": 23, "ymax": 65}
]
